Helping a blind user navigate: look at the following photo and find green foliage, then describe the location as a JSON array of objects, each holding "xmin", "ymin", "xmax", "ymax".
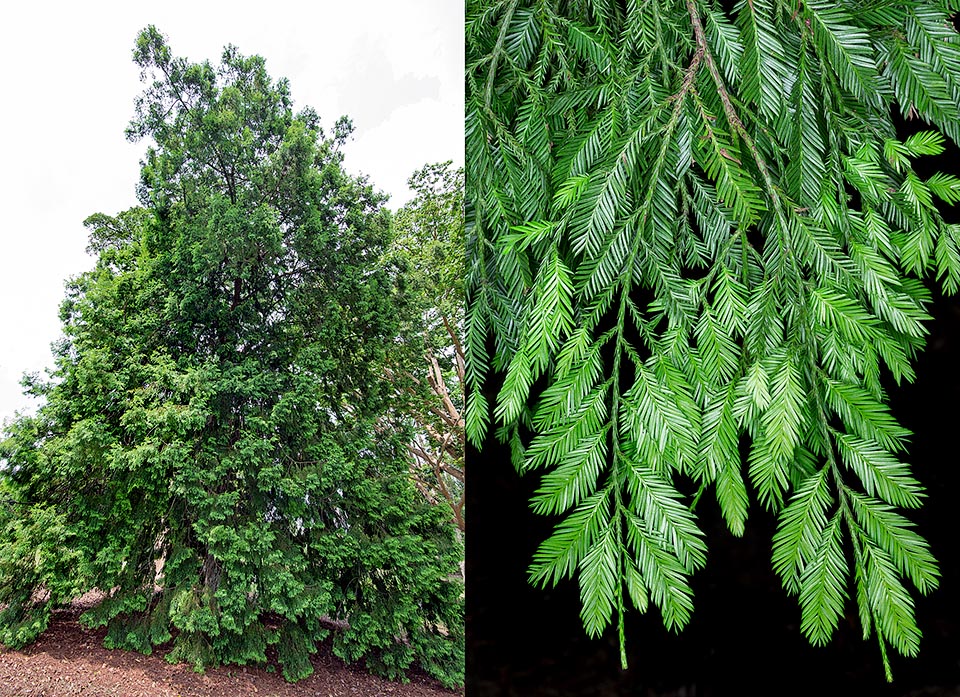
[
  {"xmin": 467, "ymin": 0, "xmax": 959, "ymax": 679},
  {"xmin": 391, "ymin": 163, "xmax": 466, "ymax": 533},
  {"xmin": 0, "ymin": 476, "xmax": 83, "ymax": 649},
  {"xmin": 0, "ymin": 27, "xmax": 462, "ymax": 688}
]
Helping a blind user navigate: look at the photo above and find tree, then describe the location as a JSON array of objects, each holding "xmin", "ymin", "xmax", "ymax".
[
  {"xmin": 0, "ymin": 27, "xmax": 463, "ymax": 687},
  {"xmin": 466, "ymin": 0, "xmax": 960, "ymax": 680},
  {"xmin": 390, "ymin": 163, "xmax": 466, "ymax": 533}
]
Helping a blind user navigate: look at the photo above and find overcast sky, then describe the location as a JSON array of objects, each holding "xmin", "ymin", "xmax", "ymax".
[{"xmin": 0, "ymin": 1, "xmax": 463, "ymax": 424}]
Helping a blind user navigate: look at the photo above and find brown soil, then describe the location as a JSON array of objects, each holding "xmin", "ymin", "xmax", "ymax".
[{"xmin": 0, "ymin": 601, "xmax": 461, "ymax": 697}]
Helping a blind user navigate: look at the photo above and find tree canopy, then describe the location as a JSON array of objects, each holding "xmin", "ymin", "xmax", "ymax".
[
  {"xmin": 467, "ymin": 0, "xmax": 960, "ymax": 680},
  {"xmin": 0, "ymin": 26, "xmax": 463, "ymax": 687}
]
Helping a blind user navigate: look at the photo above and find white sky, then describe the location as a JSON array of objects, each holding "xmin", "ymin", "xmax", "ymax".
[{"xmin": 0, "ymin": 1, "xmax": 463, "ymax": 425}]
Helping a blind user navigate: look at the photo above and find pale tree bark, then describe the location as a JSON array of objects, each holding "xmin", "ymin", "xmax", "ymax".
[{"xmin": 385, "ymin": 319, "xmax": 465, "ymax": 533}]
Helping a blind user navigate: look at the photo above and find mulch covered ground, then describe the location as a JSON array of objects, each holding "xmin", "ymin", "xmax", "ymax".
[{"xmin": 0, "ymin": 603, "xmax": 461, "ymax": 697}]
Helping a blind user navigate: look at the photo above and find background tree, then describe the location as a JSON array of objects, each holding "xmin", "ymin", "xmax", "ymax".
[
  {"xmin": 0, "ymin": 27, "xmax": 463, "ymax": 687},
  {"xmin": 467, "ymin": 0, "xmax": 960, "ymax": 680},
  {"xmin": 390, "ymin": 163, "xmax": 466, "ymax": 533}
]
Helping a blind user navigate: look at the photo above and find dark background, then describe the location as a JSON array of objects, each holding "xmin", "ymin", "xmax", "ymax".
[{"xmin": 465, "ymin": 133, "xmax": 960, "ymax": 695}]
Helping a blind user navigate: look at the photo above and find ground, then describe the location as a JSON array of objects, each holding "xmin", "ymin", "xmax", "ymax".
[{"xmin": 0, "ymin": 600, "xmax": 461, "ymax": 697}]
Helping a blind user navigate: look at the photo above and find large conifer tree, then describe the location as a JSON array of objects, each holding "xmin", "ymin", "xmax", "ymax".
[
  {"xmin": 467, "ymin": 0, "xmax": 960, "ymax": 679},
  {"xmin": 0, "ymin": 27, "xmax": 463, "ymax": 687}
]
